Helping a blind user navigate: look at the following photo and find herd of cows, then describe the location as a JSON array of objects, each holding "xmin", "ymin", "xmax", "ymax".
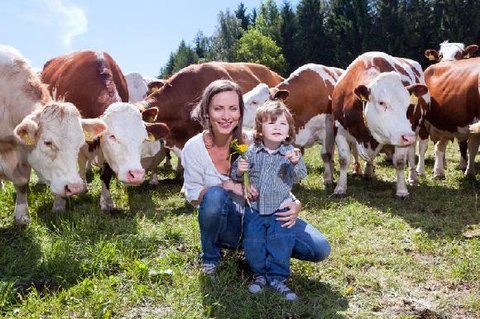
[{"xmin": 0, "ymin": 40, "xmax": 479, "ymax": 225}]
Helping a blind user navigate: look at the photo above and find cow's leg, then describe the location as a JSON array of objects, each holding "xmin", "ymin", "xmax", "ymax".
[
  {"xmin": 321, "ymin": 114, "xmax": 335, "ymax": 185},
  {"xmin": 100, "ymin": 162, "xmax": 115, "ymax": 211},
  {"xmin": 465, "ymin": 135, "xmax": 480, "ymax": 178},
  {"xmin": 458, "ymin": 139, "xmax": 468, "ymax": 170},
  {"xmin": 13, "ymin": 183, "xmax": 30, "ymax": 225},
  {"xmin": 164, "ymin": 148, "xmax": 173, "ymax": 170},
  {"xmin": 0, "ymin": 179, "xmax": 3, "ymax": 190},
  {"xmin": 433, "ymin": 138, "xmax": 448, "ymax": 179},
  {"xmin": 333, "ymin": 132, "xmax": 350, "ymax": 196},
  {"xmin": 351, "ymin": 143, "xmax": 361, "ymax": 175},
  {"xmin": 416, "ymin": 138, "xmax": 428, "ymax": 176},
  {"xmin": 363, "ymin": 161, "xmax": 374, "ymax": 180},
  {"xmin": 393, "ymin": 147, "xmax": 409, "ymax": 199},
  {"xmin": 407, "ymin": 143, "xmax": 418, "ymax": 185},
  {"xmin": 148, "ymin": 147, "xmax": 167, "ymax": 186}
]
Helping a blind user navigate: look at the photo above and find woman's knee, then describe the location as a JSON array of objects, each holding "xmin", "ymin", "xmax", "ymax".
[
  {"xmin": 311, "ymin": 235, "xmax": 331, "ymax": 262},
  {"xmin": 199, "ymin": 186, "xmax": 228, "ymax": 219}
]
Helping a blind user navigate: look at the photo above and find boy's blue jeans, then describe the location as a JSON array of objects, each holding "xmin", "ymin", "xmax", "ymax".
[
  {"xmin": 198, "ymin": 186, "xmax": 331, "ymax": 266},
  {"xmin": 243, "ymin": 206, "xmax": 295, "ymax": 283}
]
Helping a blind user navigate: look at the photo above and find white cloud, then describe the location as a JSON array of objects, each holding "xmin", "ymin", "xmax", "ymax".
[{"xmin": 37, "ymin": 0, "xmax": 88, "ymax": 47}]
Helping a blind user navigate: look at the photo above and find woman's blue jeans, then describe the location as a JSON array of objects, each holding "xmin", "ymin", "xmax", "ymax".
[{"xmin": 198, "ymin": 186, "xmax": 331, "ymax": 265}]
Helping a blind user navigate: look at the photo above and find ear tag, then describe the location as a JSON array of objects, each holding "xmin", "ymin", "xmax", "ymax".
[
  {"xmin": 146, "ymin": 132, "xmax": 156, "ymax": 142},
  {"xmin": 464, "ymin": 54, "xmax": 470, "ymax": 59},
  {"xmin": 84, "ymin": 130, "xmax": 94, "ymax": 142},
  {"xmin": 24, "ymin": 134, "xmax": 35, "ymax": 145},
  {"xmin": 427, "ymin": 54, "xmax": 435, "ymax": 61},
  {"xmin": 360, "ymin": 94, "xmax": 367, "ymax": 102},
  {"xmin": 361, "ymin": 99, "xmax": 368, "ymax": 128},
  {"xmin": 409, "ymin": 94, "xmax": 419, "ymax": 105}
]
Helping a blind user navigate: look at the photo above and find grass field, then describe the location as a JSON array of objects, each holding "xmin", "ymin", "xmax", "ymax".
[{"xmin": 1, "ymin": 142, "xmax": 479, "ymax": 318}]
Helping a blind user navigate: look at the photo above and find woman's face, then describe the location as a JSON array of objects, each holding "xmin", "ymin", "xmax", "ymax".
[{"xmin": 208, "ymin": 90, "xmax": 241, "ymax": 137}]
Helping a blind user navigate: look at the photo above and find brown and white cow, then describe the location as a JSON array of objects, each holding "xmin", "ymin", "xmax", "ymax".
[
  {"xmin": 125, "ymin": 72, "xmax": 172, "ymax": 181},
  {"xmin": 423, "ymin": 41, "xmax": 479, "ymax": 171},
  {"xmin": 41, "ymin": 50, "xmax": 168, "ymax": 211},
  {"xmin": 423, "ymin": 57, "xmax": 480, "ymax": 179},
  {"xmin": 242, "ymin": 63, "xmax": 349, "ymax": 185},
  {"xmin": 140, "ymin": 61, "xmax": 284, "ymax": 176},
  {"xmin": 0, "ymin": 45, "xmax": 106, "ymax": 224},
  {"xmin": 425, "ymin": 40, "xmax": 478, "ymax": 63},
  {"xmin": 332, "ymin": 52, "xmax": 429, "ymax": 198}
]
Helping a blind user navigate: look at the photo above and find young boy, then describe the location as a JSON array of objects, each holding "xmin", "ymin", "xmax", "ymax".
[{"xmin": 231, "ymin": 100, "xmax": 307, "ymax": 301}]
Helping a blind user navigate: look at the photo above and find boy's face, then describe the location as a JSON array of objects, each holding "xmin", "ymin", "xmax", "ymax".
[{"xmin": 261, "ymin": 112, "xmax": 290, "ymax": 149}]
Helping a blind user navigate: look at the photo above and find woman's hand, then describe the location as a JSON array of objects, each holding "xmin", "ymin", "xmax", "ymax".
[
  {"xmin": 276, "ymin": 199, "xmax": 301, "ymax": 228},
  {"xmin": 221, "ymin": 179, "xmax": 244, "ymax": 197}
]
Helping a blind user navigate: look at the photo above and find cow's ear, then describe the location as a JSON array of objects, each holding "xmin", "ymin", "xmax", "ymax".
[
  {"xmin": 406, "ymin": 84, "xmax": 428, "ymax": 98},
  {"xmin": 272, "ymin": 89, "xmax": 289, "ymax": 101},
  {"xmin": 425, "ymin": 49, "xmax": 439, "ymax": 61},
  {"xmin": 142, "ymin": 107, "xmax": 158, "ymax": 123},
  {"xmin": 81, "ymin": 118, "xmax": 107, "ymax": 142},
  {"xmin": 354, "ymin": 85, "xmax": 370, "ymax": 102},
  {"xmin": 145, "ymin": 122, "xmax": 169, "ymax": 141},
  {"xmin": 14, "ymin": 118, "xmax": 38, "ymax": 145},
  {"xmin": 464, "ymin": 44, "xmax": 479, "ymax": 58}
]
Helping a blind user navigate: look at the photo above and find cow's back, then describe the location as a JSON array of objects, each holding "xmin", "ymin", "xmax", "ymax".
[{"xmin": 41, "ymin": 50, "xmax": 129, "ymax": 118}]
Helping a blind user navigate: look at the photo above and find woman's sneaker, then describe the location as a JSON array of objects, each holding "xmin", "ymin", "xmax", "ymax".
[
  {"xmin": 269, "ymin": 280, "xmax": 298, "ymax": 301},
  {"xmin": 248, "ymin": 275, "xmax": 267, "ymax": 294}
]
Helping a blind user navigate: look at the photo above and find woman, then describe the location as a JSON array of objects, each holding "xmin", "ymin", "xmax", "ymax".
[{"xmin": 181, "ymin": 79, "xmax": 331, "ymax": 276}]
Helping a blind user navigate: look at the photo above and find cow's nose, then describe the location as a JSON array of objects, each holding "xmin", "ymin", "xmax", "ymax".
[
  {"xmin": 401, "ymin": 134, "xmax": 416, "ymax": 146},
  {"xmin": 64, "ymin": 182, "xmax": 84, "ymax": 196},
  {"xmin": 127, "ymin": 168, "xmax": 145, "ymax": 184}
]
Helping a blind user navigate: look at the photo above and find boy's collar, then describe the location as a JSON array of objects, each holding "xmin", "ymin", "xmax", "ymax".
[{"xmin": 255, "ymin": 142, "xmax": 288, "ymax": 155}]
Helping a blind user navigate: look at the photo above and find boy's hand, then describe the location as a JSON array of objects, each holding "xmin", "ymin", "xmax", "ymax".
[
  {"xmin": 285, "ymin": 148, "xmax": 301, "ymax": 165},
  {"xmin": 236, "ymin": 157, "xmax": 249, "ymax": 176}
]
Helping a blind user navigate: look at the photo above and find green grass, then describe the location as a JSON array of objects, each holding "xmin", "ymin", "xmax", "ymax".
[{"xmin": 1, "ymin": 142, "xmax": 479, "ymax": 318}]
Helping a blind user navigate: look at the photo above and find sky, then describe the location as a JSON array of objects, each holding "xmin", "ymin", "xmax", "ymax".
[{"xmin": 1, "ymin": 0, "xmax": 298, "ymax": 78}]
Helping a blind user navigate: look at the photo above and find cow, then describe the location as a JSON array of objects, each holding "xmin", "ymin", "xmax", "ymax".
[
  {"xmin": 242, "ymin": 63, "xmax": 356, "ymax": 185},
  {"xmin": 425, "ymin": 40, "xmax": 478, "ymax": 63},
  {"xmin": 332, "ymin": 52, "xmax": 429, "ymax": 198},
  {"xmin": 0, "ymin": 44, "xmax": 106, "ymax": 224},
  {"xmin": 423, "ymin": 41, "xmax": 479, "ymax": 172},
  {"xmin": 125, "ymin": 72, "xmax": 166, "ymax": 103},
  {"xmin": 140, "ymin": 61, "xmax": 284, "ymax": 177},
  {"xmin": 423, "ymin": 57, "xmax": 480, "ymax": 179},
  {"xmin": 125, "ymin": 72, "xmax": 172, "ymax": 182},
  {"xmin": 41, "ymin": 50, "xmax": 168, "ymax": 211}
]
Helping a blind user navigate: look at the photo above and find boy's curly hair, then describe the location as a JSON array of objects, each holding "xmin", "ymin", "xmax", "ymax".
[{"xmin": 253, "ymin": 100, "xmax": 296, "ymax": 145}]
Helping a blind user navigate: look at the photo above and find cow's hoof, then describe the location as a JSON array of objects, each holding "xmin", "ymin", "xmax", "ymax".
[
  {"xmin": 14, "ymin": 215, "xmax": 30, "ymax": 225},
  {"xmin": 433, "ymin": 174, "xmax": 445, "ymax": 180},
  {"xmin": 408, "ymin": 179, "xmax": 418, "ymax": 186},
  {"xmin": 396, "ymin": 192, "xmax": 409, "ymax": 200},
  {"xmin": 149, "ymin": 180, "xmax": 159, "ymax": 187}
]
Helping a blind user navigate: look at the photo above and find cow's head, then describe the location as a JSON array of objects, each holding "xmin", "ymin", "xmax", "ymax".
[
  {"xmin": 242, "ymin": 83, "xmax": 271, "ymax": 130},
  {"xmin": 354, "ymin": 72, "xmax": 427, "ymax": 146},
  {"xmin": 14, "ymin": 101, "xmax": 107, "ymax": 196},
  {"xmin": 99, "ymin": 102, "xmax": 168, "ymax": 185},
  {"xmin": 425, "ymin": 41, "xmax": 479, "ymax": 62}
]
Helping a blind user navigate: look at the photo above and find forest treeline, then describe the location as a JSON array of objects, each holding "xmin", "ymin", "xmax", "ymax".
[{"xmin": 159, "ymin": 0, "xmax": 480, "ymax": 78}]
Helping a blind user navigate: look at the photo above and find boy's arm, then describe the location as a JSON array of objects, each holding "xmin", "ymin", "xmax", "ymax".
[{"xmin": 292, "ymin": 156, "xmax": 307, "ymax": 183}]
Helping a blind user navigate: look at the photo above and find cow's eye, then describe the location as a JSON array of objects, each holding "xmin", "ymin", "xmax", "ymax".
[
  {"xmin": 44, "ymin": 141, "xmax": 53, "ymax": 147},
  {"xmin": 108, "ymin": 135, "xmax": 117, "ymax": 143}
]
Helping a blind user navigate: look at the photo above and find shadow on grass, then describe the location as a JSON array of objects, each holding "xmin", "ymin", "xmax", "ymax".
[
  {"xmin": 299, "ymin": 168, "xmax": 480, "ymax": 240},
  {"xmin": 199, "ymin": 253, "xmax": 348, "ymax": 319}
]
